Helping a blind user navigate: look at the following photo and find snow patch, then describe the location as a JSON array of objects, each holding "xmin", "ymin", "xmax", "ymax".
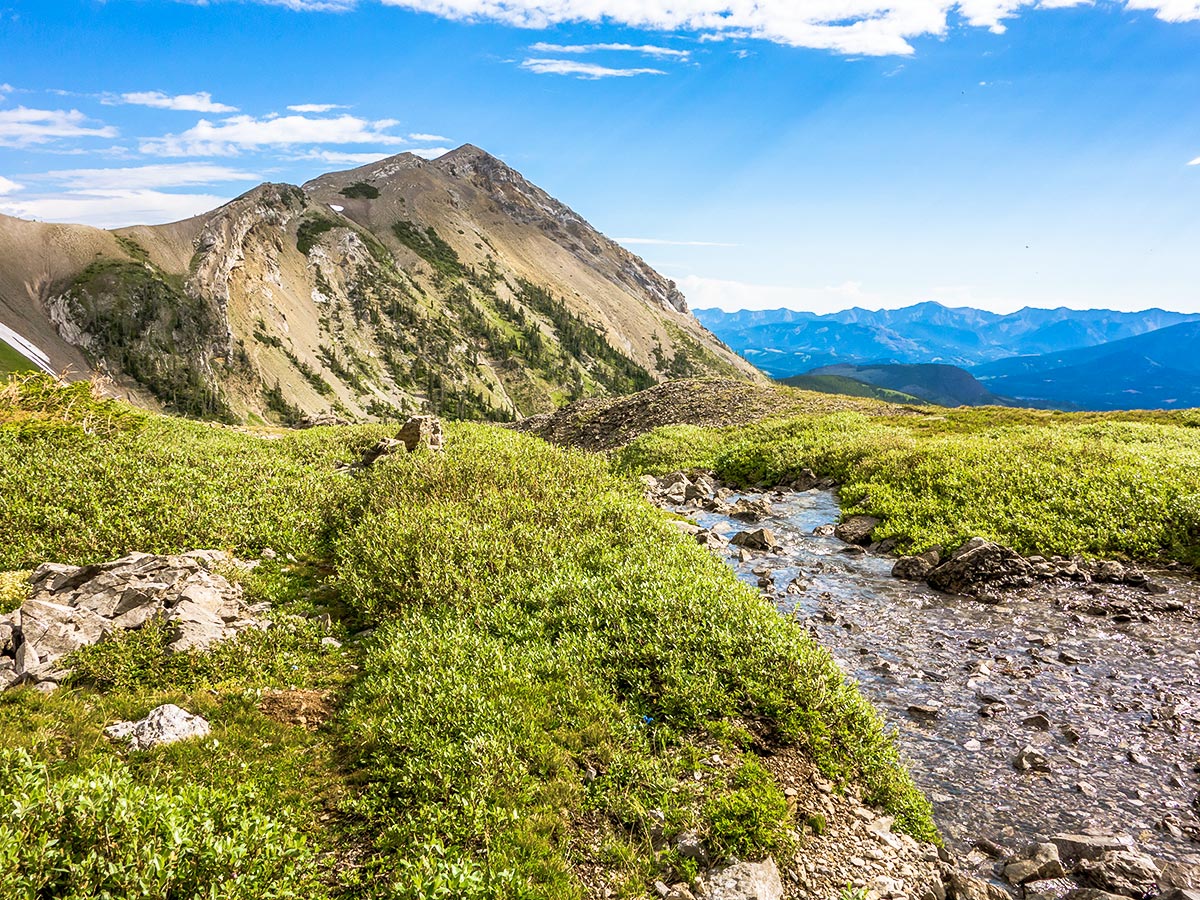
[
  {"xmin": 329, "ymin": 204, "xmax": 345, "ymax": 213},
  {"xmin": 0, "ymin": 321, "xmax": 54, "ymax": 374}
]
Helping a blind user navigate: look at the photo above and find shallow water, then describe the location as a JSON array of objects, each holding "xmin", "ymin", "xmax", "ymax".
[{"xmin": 685, "ymin": 489, "xmax": 1200, "ymax": 861}]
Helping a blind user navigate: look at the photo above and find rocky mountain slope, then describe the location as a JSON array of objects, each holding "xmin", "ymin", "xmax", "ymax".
[{"xmin": 0, "ymin": 145, "xmax": 756, "ymax": 423}]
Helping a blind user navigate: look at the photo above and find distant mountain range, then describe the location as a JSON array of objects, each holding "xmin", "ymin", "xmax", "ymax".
[{"xmin": 697, "ymin": 303, "xmax": 1200, "ymax": 410}]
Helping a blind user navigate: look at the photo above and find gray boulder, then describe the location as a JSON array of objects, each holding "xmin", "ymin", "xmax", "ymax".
[
  {"xmin": 894, "ymin": 550, "xmax": 941, "ymax": 581},
  {"xmin": 105, "ymin": 704, "xmax": 211, "ymax": 751},
  {"xmin": 701, "ymin": 859, "xmax": 783, "ymax": 900},
  {"xmin": 1004, "ymin": 843, "xmax": 1066, "ymax": 885},
  {"xmin": 1051, "ymin": 835, "xmax": 1135, "ymax": 863},
  {"xmin": 1076, "ymin": 850, "xmax": 1161, "ymax": 899},
  {"xmin": 927, "ymin": 538, "xmax": 1036, "ymax": 597},
  {"xmin": 834, "ymin": 515, "xmax": 880, "ymax": 545},
  {"xmin": 730, "ymin": 529, "xmax": 781, "ymax": 552}
]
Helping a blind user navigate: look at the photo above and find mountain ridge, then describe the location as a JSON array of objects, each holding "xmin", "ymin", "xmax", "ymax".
[{"xmin": 0, "ymin": 145, "xmax": 757, "ymax": 422}]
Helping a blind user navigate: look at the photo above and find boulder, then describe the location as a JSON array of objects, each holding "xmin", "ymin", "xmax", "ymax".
[
  {"xmin": 1075, "ymin": 850, "xmax": 1161, "ymax": 899},
  {"xmin": 945, "ymin": 870, "xmax": 1011, "ymax": 900},
  {"xmin": 1, "ymin": 553, "xmax": 265, "ymax": 690},
  {"xmin": 729, "ymin": 498, "xmax": 773, "ymax": 522},
  {"xmin": 730, "ymin": 529, "xmax": 782, "ymax": 552},
  {"xmin": 1014, "ymin": 745, "xmax": 1052, "ymax": 773},
  {"xmin": 894, "ymin": 551, "xmax": 940, "ymax": 581},
  {"xmin": 927, "ymin": 538, "xmax": 1036, "ymax": 597},
  {"xmin": 1004, "ymin": 843, "xmax": 1066, "ymax": 885},
  {"xmin": 398, "ymin": 415, "xmax": 444, "ymax": 452},
  {"xmin": 702, "ymin": 859, "xmax": 783, "ymax": 900},
  {"xmin": 834, "ymin": 515, "xmax": 880, "ymax": 545},
  {"xmin": 1051, "ymin": 835, "xmax": 1136, "ymax": 863},
  {"xmin": 790, "ymin": 468, "xmax": 819, "ymax": 491},
  {"xmin": 104, "ymin": 704, "xmax": 211, "ymax": 751}
]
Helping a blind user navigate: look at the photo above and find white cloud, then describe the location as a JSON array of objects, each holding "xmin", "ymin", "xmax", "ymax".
[
  {"xmin": 42, "ymin": 163, "xmax": 260, "ymax": 190},
  {"xmin": 680, "ymin": 274, "xmax": 898, "ymax": 314},
  {"xmin": 0, "ymin": 84, "xmax": 12, "ymax": 97},
  {"xmin": 1188, "ymin": 156, "xmax": 1200, "ymax": 166},
  {"xmin": 520, "ymin": 59, "xmax": 667, "ymax": 78},
  {"xmin": 108, "ymin": 91, "xmax": 239, "ymax": 113},
  {"xmin": 296, "ymin": 149, "xmax": 398, "ymax": 165},
  {"xmin": 529, "ymin": 42, "xmax": 690, "ymax": 59},
  {"xmin": 1124, "ymin": 0, "xmax": 1200, "ymax": 21},
  {"xmin": 0, "ymin": 107, "xmax": 118, "ymax": 147},
  {"xmin": 617, "ymin": 237, "xmax": 737, "ymax": 247},
  {"xmin": 140, "ymin": 113, "xmax": 408, "ymax": 156},
  {"xmin": 206, "ymin": 0, "xmax": 1200, "ymax": 56},
  {"xmin": 0, "ymin": 175, "xmax": 23, "ymax": 194},
  {"xmin": 409, "ymin": 146, "xmax": 454, "ymax": 159},
  {"xmin": 0, "ymin": 189, "xmax": 230, "ymax": 228},
  {"xmin": 408, "ymin": 132, "xmax": 450, "ymax": 142},
  {"xmin": 288, "ymin": 103, "xmax": 349, "ymax": 112}
]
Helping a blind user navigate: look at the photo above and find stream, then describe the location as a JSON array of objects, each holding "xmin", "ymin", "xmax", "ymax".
[{"xmin": 675, "ymin": 488, "xmax": 1200, "ymax": 866}]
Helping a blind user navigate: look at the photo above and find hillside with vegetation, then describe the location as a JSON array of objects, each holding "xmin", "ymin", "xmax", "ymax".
[
  {"xmin": 0, "ymin": 374, "xmax": 929, "ymax": 899},
  {"xmin": 0, "ymin": 146, "xmax": 755, "ymax": 426}
]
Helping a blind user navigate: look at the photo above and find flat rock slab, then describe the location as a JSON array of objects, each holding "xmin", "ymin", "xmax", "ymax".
[
  {"xmin": 702, "ymin": 859, "xmax": 784, "ymax": 900},
  {"xmin": 105, "ymin": 704, "xmax": 211, "ymax": 751}
]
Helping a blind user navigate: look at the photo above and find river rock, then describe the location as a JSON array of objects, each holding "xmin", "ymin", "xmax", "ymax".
[
  {"xmin": 927, "ymin": 538, "xmax": 1036, "ymax": 597},
  {"xmin": 702, "ymin": 858, "xmax": 783, "ymax": 900},
  {"xmin": 1014, "ymin": 745, "xmax": 1052, "ymax": 773},
  {"xmin": 835, "ymin": 515, "xmax": 880, "ymax": 546},
  {"xmin": 1004, "ymin": 843, "xmax": 1066, "ymax": 885},
  {"xmin": 729, "ymin": 498, "xmax": 773, "ymax": 522},
  {"xmin": 104, "ymin": 704, "xmax": 211, "ymax": 750},
  {"xmin": 731, "ymin": 529, "xmax": 782, "ymax": 552},
  {"xmin": 894, "ymin": 550, "xmax": 941, "ymax": 581},
  {"xmin": 1075, "ymin": 850, "xmax": 1161, "ymax": 898},
  {"xmin": 791, "ymin": 468, "xmax": 819, "ymax": 491},
  {"xmin": 1051, "ymin": 835, "xmax": 1136, "ymax": 863},
  {"xmin": 945, "ymin": 870, "xmax": 1011, "ymax": 900}
]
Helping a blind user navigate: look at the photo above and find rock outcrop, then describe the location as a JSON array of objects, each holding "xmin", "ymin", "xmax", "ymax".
[
  {"xmin": 0, "ymin": 551, "xmax": 266, "ymax": 690},
  {"xmin": 105, "ymin": 704, "xmax": 211, "ymax": 751}
]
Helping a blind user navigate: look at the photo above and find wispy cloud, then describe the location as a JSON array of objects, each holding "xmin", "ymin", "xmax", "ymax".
[
  {"xmin": 0, "ymin": 107, "xmax": 118, "ymax": 147},
  {"xmin": 0, "ymin": 175, "xmax": 22, "ymax": 194},
  {"xmin": 1188, "ymin": 156, "xmax": 1200, "ymax": 166},
  {"xmin": 296, "ymin": 149, "xmax": 398, "ymax": 165},
  {"xmin": 0, "ymin": 189, "xmax": 230, "ymax": 227},
  {"xmin": 187, "ymin": 0, "xmax": 1200, "ymax": 57},
  {"xmin": 42, "ymin": 162, "xmax": 260, "ymax": 190},
  {"xmin": 520, "ymin": 59, "xmax": 667, "ymax": 78},
  {"xmin": 287, "ymin": 103, "xmax": 349, "ymax": 112},
  {"xmin": 140, "ymin": 113, "xmax": 408, "ymax": 156},
  {"xmin": 617, "ymin": 237, "xmax": 737, "ymax": 247},
  {"xmin": 408, "ymin": 146, "xmax": 453, "ymax": 159},
  {"xmin": 408, "ymin": 132, "xmax": 449, "ymax": 142},
  {"xmin": 106, "ymin": 91, "xmax": 239, "ymax": 113},
  {"xmin": 529, "ymin": 42, "xmax": 690, "ymax": 59}
]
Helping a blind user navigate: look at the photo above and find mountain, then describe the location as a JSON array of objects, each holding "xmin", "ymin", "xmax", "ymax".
[
  {"xmin": 777, "ymin": 373, "xmax": 925, "ymax": 404},
  {"xmin": 695, "ymin": 303, "xmax": 1200, "ymax": 378},
  {"xmin": 972, "ymin": 321, "xmax": 1200, "ymax": 410},
  {"xmin": 791, "ymin": 363, "xmax": 1008, "ymax": 407},
  {"xmin": 0, "ymin": 145, "xmax": 756, "ymax": 423}
]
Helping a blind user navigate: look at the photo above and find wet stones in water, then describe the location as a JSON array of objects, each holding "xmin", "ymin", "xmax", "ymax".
[
  {"xmin": 728, "ymin": 497, "xmax": 773, "ymax": 522},
  {"xmin": 927, "ymin": 538, "xmax": 1037, "ymax": 597},
  {"xmin": 894, "ymin": 550, "xmax": 943, "ymax": 581},
  {"xmin": 908, "ymin": 703, "xmax": 943, "ymax": 721},
  {"xmin": 730, "ymin": 528, "xmax": 781, "ymax": 552},
  {"xmin": 834, "ymin": 515, "xmax": 879, "ymax": 546},
  {"xmin": 1014, "ymin": 745, "xmax": 1052, "ymax": 773}
]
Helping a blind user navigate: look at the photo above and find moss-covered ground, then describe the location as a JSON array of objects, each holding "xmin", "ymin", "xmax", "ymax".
[{"xmin": 0, "ymin": 375, "xmax": 932, "ymax": 899}]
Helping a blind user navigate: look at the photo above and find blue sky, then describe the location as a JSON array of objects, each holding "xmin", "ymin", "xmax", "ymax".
[{"xmin": 0, "ymin": 0, "xmax": 1197, "ymax": 314}]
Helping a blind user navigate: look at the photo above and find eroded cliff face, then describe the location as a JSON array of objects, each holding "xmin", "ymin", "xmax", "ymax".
[{"xmin": 0, "ymin": 145, "xmax": 758, "ymax": 424}]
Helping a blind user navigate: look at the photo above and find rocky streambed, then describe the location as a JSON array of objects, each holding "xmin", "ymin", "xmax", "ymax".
[{"xmin": 648, "ymin": 473, "xmax": 1200, "ymax": 891}]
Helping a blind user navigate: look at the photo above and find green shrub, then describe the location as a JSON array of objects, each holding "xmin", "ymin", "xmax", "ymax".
[
  {"xmin": 705, "ymin": 758, "xmax": 790, "ymax": 858},
  {"xmin": 0, "ymin": 748, "xmax": 323, "ymax": 900}
]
